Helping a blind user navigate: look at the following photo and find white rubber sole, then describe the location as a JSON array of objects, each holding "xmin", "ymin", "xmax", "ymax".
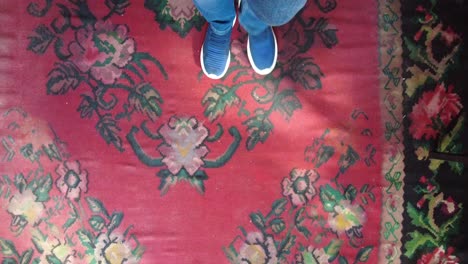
[
  {"xmin": 247, "ymin": 27, "xmax": 278, "ymax": 75},
  {"xmin": 200, "ymin": 17, "xmax": 237, "ymax": 80},
  {"xmin": 200, "ymin": 46, "xmax": 231, "ymax": 80}
]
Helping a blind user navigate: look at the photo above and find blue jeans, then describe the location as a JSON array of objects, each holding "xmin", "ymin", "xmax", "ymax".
[{"xmin": 193, "ymin": 0, "xmax": 307, "ymax": 35}]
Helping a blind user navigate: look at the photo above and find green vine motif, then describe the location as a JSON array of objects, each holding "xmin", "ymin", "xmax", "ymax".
[
  {"xmin": 225, "ymin": 167, "xmax": 377, "ymax": 263},
  {"xmin": 201, "ymin": 8, "xmax": 339, "ymax": 151},
  {"xmin": 27, "ymin": 0, "xmax": 53, "ymax": 17},
  {"xmin": 1, "ymin": 173, "xmax": 144, "ymax": 263},
  {"xmin": 404, "ymin": 176, "xmax": 463, "ymax": 259},
  {"xmin": 225, "ymin": 190, "xmax": 376, "ymax": 263},
  {"xmin": 26, "ymin": 0, "xmax": 168, "ymax": 152},
  {"xmin": 0, "ymin": 108, "xmax": 145, "ymax": 263},
  {"xmin": 126, "ymin": 117, "xmax": 241, "ymax": 195},
  {"xmin": 401, "ymin": 2, "xmax": 465, "ymax": 262},
  {"xmin": 225, "ymin": 120, "xmax": 380, "ymax": 263}
]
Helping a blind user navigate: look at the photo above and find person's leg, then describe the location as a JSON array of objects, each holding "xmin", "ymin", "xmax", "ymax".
[
  {"xmin": 193, "ymin": 0, "xmax": 236, "ymax": 79},
  {"xmin": 239, "ymin": 0, "xmax": 306, "ymax": 75},
  {"xmin": 244, "ymin": 0, "xmax": 306, "ymax": 28},
  {"xmin": 193, "ymin": 0, "xmax": 236, "ymax": 34}
]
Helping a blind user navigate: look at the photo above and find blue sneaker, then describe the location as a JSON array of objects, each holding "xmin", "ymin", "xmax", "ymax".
[
  {"xmin": 247, "ymin": 27, "xmax": 277, "ymax": 75},
  {"xmin": 200, "ymin": 20, "xmax": 235, "ymax": 79}
]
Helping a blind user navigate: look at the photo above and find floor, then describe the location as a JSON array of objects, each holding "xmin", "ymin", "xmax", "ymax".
[{"xmin": 0, "ymin": 0, "xmax": 466, "ymax": 263}]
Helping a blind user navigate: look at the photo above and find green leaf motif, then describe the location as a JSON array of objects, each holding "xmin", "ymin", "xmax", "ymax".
[
  {"xmin": 3, "ymin": 258, "xmax": 17, "ymax": 264},
  {"xmin": 128, "ymin": 83, "xmax": 163, "ymax": 121},
  {"xmin": 403, "ymin": 230, "xmax": 437, "ymax": 258},
  {"xmin": 315, "ymin": 145, "xmax": 335, "ymax": 168},
  {"xmin": 77, "ymin": 229, "xmax": 95, "ymax": 253},
  {"xmin": 278, "ymin": 234, "xmax": 296, "ymax": 255},
  {"xmin": 338, "ymin": 255, "xmax": 349, "ymax": 264},
  {"xmin": 33, "ymin": 174, "xmax": 53, "ymax": 202},
  {"xmin": 157, "ymin": 170, "xmax": 178, "ymax": 195},
  {"xmin": 46, "ymin": 254, "xmax": 62, "ymax": 264},
  {"xmin": 0, "ymin": 238, "xmax": 18, "ymax": 257},
  {"xmin": 223, "ymin": 245, "xmax": 237, "ymax": 263},
  {"xmin": 324, "ymin": 239, "xmax": 343, "ymax": 262},
  {"xmin": 20, "ymin": 249, "xmax": 33, "ymax": 264},
  {"xmin": 105, "ymin": 0, "xmax": 130, "ymax": 15},
  {"xmin": 202, "ymin": 85, "xmax": 240, "ymax": 122},
  {"xmin": 274, "ymin": 89, "xmax": 302, "ymax": 120},
  {"xmin": 271, "ymin": 198, "xmax": 288, "ymax": 216},
  {"xmin": 344, "ymin": 185, "xmax": 357, "ymax": 202},
  {"xmin": 448, "ymin": 161, "xmax": 464, "ymax": 176},
  {"xmin": 287, "ymin": 57, "xmax": 323, "ymax": 90},
  {"xmin": 108, "ymin": 212, "xmax": 124, "ymax": 232},
  {"xmin": 188, "ymin": 170, "xmax": 208, "ymax": 194},
  {"xmin": 440, "ymin": 209, "xmax": 462, "ymax": 239},
  {"xmin": 270, "ymin": 218, "xmax": 286, "ymax": 234},
  {"xmin": 296, "ymin": 225, "xmax": 311, "ymax": 238},
  {"xmin": 319, "ymin": 184, "xmax": 344, "ymax": 212},
  {"xmin": 27, "ymin": 24, "xmax": 55, "ymax": 54},
  {"xmin": 355, "ymin": 246, "xmax": 373, "ymax": 262},
  {"xmin": 85, "ymin": 197, "xmax": 110, "ymax": 218},
  {"xmin": 319, "ymin": 27, "xmax": 339, "ymax": 48},
  {"xmin": 132, "ymin": 52, "xmax": 168, "ymax": 80},
  {"xmin": 360, "ymin": 184, "xmax": 369, "ymax": 193},
  {"xmin": 250, "ymin": 212, "xmax": 266, "ymax": 230},
  {"xmin": 302, "ymin": 251, "xmax": 315, "ymax": 264},
  {"xmin": 96, "ymin": 114, "xmax": 124, "ymax": 152},
  {"xmin": 78, "ymin": 95, "xmax": 96, "ymax": 119},
  {"xmin": 406, "ymin": 203, "xmax": 432, "ymax": 231},
  {"xmin": 62, "ymin": 217, "xmax": 77, "ymax": 230},
  {"xmin": 14, "ymin": 174, "xmax": 27, "ymax": 193},
  {"xmin": 89, "ymin": 215, "xmax": 106, "ymax": 231},
  {"xmin": 338, "ymin": 146, "xmax": 360, "ymax": 173},
  {"xmin": 243, "ymin": 109, "xmax": 274, "ymax": 150},
  {"xmin": 46, "ymin": 63, "xmax": 81, "ymax": 95}
]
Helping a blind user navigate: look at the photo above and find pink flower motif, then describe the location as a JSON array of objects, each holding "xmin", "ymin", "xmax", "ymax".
[
  {"xmin": 55, "ymin": 161, "xmax": 88, "ymax": 200},
  {"xmin": 69, "ymin": 20, "xmax": 135, "ymax": 84},
  {"xmin": 420, "ymin": 176, "xmax": 428, "ymax": 184},
  {"xmin": 238, "ymin": 232, "xmax": 278, "ymax": 264},
  {"xmin": 417, "ymin": 197, "xmax": 427, "ymax": 209},
  {"xmin": 417, "ymin": 247, "xmax": 459, "ymax": 264},
  {"xmin": 158, "ymin": 117, "xmax": 209, "ymax": 176},
  {"xmin": 409, "ymin": 84, "xmax": 462, "ymax": 140},
  {"xmin": 441, "ymin": 197, "xmax": 459, "ymax": 216},
  {"xmin": 415, "ymin": 146, "xmax": 429, "ymax": 161},
  {"xmin": 166, "ymin": 0, "xmax": 197, "ymax": 23},
  {"xmin": 282, "ymin": 169, "xmax": 319, "ymax": 207}
]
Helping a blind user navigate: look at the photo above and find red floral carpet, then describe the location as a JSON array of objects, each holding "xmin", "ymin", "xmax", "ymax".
[{"xmin": 0, "ymin": 0, "xmax": 466, "ymax": 263}]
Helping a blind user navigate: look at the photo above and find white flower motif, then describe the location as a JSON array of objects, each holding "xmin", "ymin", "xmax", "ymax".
[
  {"xmin": 94, "ymin": 233, "xmax": 139, "ymax": 264},
  {"xmin": 7, "ymin": 189, "xmax": 44, "ymax": 226},
  {"xmin": 238, "ymin": 232, "xmax": 277, "ymax": 264}
]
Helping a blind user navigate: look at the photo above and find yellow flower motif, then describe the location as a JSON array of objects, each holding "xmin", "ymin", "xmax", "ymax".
[
  {"xmin": 95, "ymin": 233, "xmax": 138, "ymax": 264},
  {"xmin": 238, "ymin": 232, "xmax": 277, "ymax": 264},
  {"xmin": 414, "ymin": 146, "xmax": 429, "ymax": 161},
  {"xmin": 7, "ymin": 189, "xmax": 44, "ymax": 225},
  {"xmin": 34, "ymin": 236, "xmax": 75, "ymax": 264},
  {"xmin": 52, "ymin": 244, "xmax": 75, "ymax": 262},
  {"xmin": 328, "ymin": 201, "xmax": 365, "ymax": 234}
]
